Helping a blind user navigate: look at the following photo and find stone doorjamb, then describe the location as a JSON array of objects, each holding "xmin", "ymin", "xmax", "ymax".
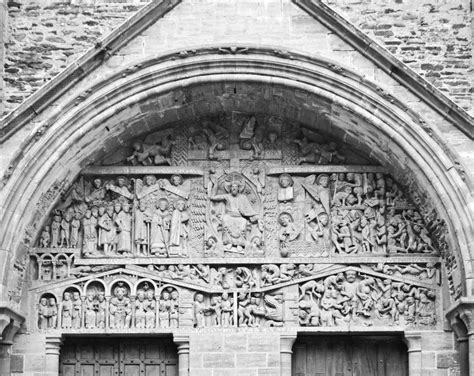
[
  {"xmin": 45, "ymin": 335, "xmax": 63, "ymax": 376},
  {"xmin": 446, "ymin": 298, "xmax": 474, "ymax": 376},
  {"xmin": 173, "ymin": 334, "xmax": 190, "ymax": 376},
  {"xmin": 403, "ymin": 331, "xmax": 422, "ymax": 376}
]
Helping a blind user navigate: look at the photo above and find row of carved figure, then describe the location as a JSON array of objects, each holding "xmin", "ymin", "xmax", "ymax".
[
  {"xmin": 298, "ymin": 271, "xmax": 437, "ymax": 327},
  {"xmin": 276, "ymin": 172, "xmax": 438, "ymax": 256},
  {"xmin": 36, "ymin": 169, "xmax": 441, "ymax": 257},
  {"xmin": 193, "ymin": 291, "xmax": 284, "ymax": 328},
  {"xmin": 32, "ymin": 259, "xmax": 439, "ymax": 290},
  {"xmin": 38, "ymin": 284, "xmax": 179, "ymax": 331},
  {"xmin": 120, "ymin": 117, "xmax": 349, "ymax": 166},
  {"xmin": 39, "ymin": 180, "xmax": 190, "ymax": 258}
]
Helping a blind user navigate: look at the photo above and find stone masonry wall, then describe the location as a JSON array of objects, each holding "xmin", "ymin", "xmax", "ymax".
[
  {"xmin": 2, "ymin": 0, "xmax": 472, "ymax": 118},
  {"xmin": 324, "ymin": 0, "xmax": 473, "ymax": 115},
  {"xmin": 2, "ymin": 0, "xmax": 147, "ymax": 117},
  {"xmin": 174, "ymin": 332, "xmax": 281, "ymax": 376}
]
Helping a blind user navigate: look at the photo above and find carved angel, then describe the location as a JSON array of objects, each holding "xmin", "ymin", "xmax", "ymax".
[{"xmin": 126, "ymin": 137, "xmax": 174, "ymax": 166}]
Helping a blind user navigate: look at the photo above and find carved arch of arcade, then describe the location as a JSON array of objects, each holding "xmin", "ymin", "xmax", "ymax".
[{"xmin": 0, "ymin": 47, "xmax": 471, "ymax": 335}]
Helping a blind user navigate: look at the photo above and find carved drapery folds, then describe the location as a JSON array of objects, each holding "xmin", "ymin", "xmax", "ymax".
[
  {"xmin": 33, "ymin": 262, "xmax": 439, "ymax": 333},
  {"xmin": 27, "ymin": 112, "xmax": 454, "ymax": 333}
]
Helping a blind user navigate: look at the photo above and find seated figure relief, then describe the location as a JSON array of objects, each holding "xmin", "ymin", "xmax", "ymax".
[{"xmin": 30, "ymin": 114, "xmax": 448, "ymax": 335}]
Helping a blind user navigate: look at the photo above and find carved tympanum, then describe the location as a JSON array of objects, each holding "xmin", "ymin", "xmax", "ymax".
[{"xmin": 29, "ymin": 112, "xmax": 451, "ymax": 334}]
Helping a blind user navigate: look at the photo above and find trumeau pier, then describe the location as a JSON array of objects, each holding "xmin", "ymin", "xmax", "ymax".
[{"xmin": 0, "ymin": 0, "xmax": 473, "ymax": 375}]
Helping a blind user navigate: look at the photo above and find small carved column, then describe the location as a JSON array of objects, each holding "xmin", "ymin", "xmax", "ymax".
[
  {"xmin": 173, "ymin": 334, "xmax": 190, "ymax": 376},
  {"xmin": 280, "ymin": 333, "xmax": 298, "ymax": 376},
  {"xmin": 403, "ymin": 331, "xmax": 422, "ymax": 376},
  {"xmin": 45, "ymin": 336, "xmax": 63, "ymax": 376}
]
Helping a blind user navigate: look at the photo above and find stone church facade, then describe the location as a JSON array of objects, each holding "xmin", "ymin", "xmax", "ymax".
[{"xmin": 0, "ymin": 1, "xmax": 472, "ymax": 375}]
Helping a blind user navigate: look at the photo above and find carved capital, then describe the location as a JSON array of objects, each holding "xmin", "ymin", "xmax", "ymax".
[
  {"xmin": 173, "ymin": 333, "xmax": 190, "ymax": 354},
  {"xmin": 0, "ymin": 306, "xmax": 25, "ymax": 343},
  {"xmin": 280, "ymin": 332, "xmax": 298, "ymax": 355},
  {"xmin": 403, "ymin": 331, "xmax": 422, "ymax": 353},
  {"xmin": 45, "ymin": 335, "xmax": 63, "ymax": 356},
  {"xmin": 446, "ymin": 298, "xmax": 474, "ymax": 335}
]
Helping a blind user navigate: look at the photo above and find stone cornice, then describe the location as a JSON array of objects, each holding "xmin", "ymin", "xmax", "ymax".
[{"xmin": 292, "ymin": 0, "xmax": 473, "ymax": 139}]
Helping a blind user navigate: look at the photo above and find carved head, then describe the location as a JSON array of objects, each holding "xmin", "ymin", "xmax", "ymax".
[
  {"xmin": 170, "ymin": 174, "xmax": 183, "ymax": 186},
  {"xmin": 317, "ymin": 174, "xmax": 329, "ymax": 188},
  {"xmin": 144, "ymin": 175, "xmax": 156, "ymax": 186},
  {"xmin": 117, "ymin": 176, "xmax": 126, "ymax": 187},
  {"xmin": 43, "ymin": 225, "xmax": 50, "ymax": 232},
  {"xmin": 171, "ymin": 290, "xmax": 178, "ymax": 300},
  {"xmin": 106, "ymin": 205, "xmax": 114, "ymax": 217},
  {"xmin": 84, "ymin": 209, "xmax": 92, "ymax": 219},
  {"xmin": 122, "ymin": 203, "xmax": 130, "ymax": 213},
  {"xmin": 206, "ymin": 236, "xmax": 217, "ymax": 248},
  {"xmin": 345, "ymin": 270, "xmax": 357, "ymax": 283},
  {"xmin": 222, "ymin": 292, "xmax": 229, "ymax": 301},
  {"xmin": 268, "ymin": 132, "xmax": 278, "ymax": 143},
  {"xmin": 93, "ymin": 178, "xmax": 102, "ymax": 189},
  {"xmin": 114, "ymin": 202, "xmax": 121, "ymax": 213},
  {"xmin": 114, "ymin": 282, "xmax": 127, "ymax": 300},
  {"xmin": 279, "ymin": 173, "xmax": 293, "ymax": 188},
  {"xmin": 146, "ymin": 290, "xmax": 154, "ymax": 301},
  {"xmin": 86, "ymin": 291, "xmax": 95, "ymax": 301},
  {"xmin": 278, "ymin": 212, "xmax": 293, "ymax": 227},
  {"xmin": 137, "ymin": 290, "xmax": 145, "ymax": 301},
  {"xmin": 72, "ymin": 292, "xmax": 80, "ymax": 300},
  {"xmin": 346, "ymin": 172, "xmax": 354, "ymax": 181},
  {"xmin": 175, "ymin": 199, "xmax": 186, "ymax": 211},
  {"xmin": 98, "ymin": 292, "xmax": 105, "ymax": 302},
  {"xmin": 91, "ymin": 207, "xmax": 98, "ymax": 217},
  {"xmin": 63, "ymin": 292, "xmax": 71, "ymax": 301},
  {"xmin": 230, "ymin": 182, "xmax": 240, "ymax": 196},
  {"xmin": 40, "ymin": 297, "xmax": 47, "ymax": 306},
  {"xmin": 157, "ymin": 198, "xmax": 169, "ymax": 211},
  {"xmin": 48, "ymin": 297, "xmax": 56, "ymax": 306},
  {"xmin": 318, "ymin": 213, "xmax": 329, "ymax": 226},
  {"xmin": 162, "ymin": 291, "xmax": 170, "ymax": 301},
  {"xmin": 195, "ymin": 293, "xmax": 204, "ymax": 303}
]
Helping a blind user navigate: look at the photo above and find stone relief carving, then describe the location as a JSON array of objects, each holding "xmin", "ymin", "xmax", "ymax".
[
  {"xmin": 28, "ymin": 112, "xmax": 452, "ymax": 332},
  {"xmin": 33, "ymin": 262, "xmax": 439, "ymax": 332},
  {"xmin": 298, "ymin": 269, "xmax": 436, "ymax": 328},
  {"xmin": 33, "ymin": 169, "xmax": 442, "ymax": 259}
]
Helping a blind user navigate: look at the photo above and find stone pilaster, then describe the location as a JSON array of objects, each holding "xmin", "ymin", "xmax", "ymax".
[
  {"xmin": 280, "ymin": 332, "xmax": 298, "ymax": 376},
  {"xmin": 403, "ymin": 331, "xmax": 422, "ymax": 376},
  {"xmin": 173, "ymin": 334, "xmax": 190, "ymax": 376}
]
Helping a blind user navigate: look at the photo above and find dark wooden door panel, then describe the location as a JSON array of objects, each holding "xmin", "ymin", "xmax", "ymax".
[
  {"xmin": 292, "ymin": 336, "xmax": 407, "ymax": 376},
  {"xmin": 60, "ymin": 338, "xmax": 177, "ymax": 376}
]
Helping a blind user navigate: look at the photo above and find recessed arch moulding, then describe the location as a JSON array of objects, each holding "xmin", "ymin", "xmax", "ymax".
[{"xmin": 0, "ymin": 49, "xmax": 471, "ymax": 317}]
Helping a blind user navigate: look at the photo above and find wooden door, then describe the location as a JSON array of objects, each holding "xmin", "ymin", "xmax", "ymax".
[
  {"xmin": 60, "ymin": 338, "xmax": 177, "ymax": 376},
  {"xmin": 292, "ymin": 336, "xmax": 407, "ymax": 376}
]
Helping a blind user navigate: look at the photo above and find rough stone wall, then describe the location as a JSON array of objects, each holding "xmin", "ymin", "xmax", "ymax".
[
  {"xmin": 2, "ymin": 0, "xmax": 147, "ymax": 117},
  {"xmin": 323, "ymin": 0, "xmax": 473, "ymax": 115},
  {"xmin": 2, "ymin": 0, "xmax": 472, "ymax": 118}
]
